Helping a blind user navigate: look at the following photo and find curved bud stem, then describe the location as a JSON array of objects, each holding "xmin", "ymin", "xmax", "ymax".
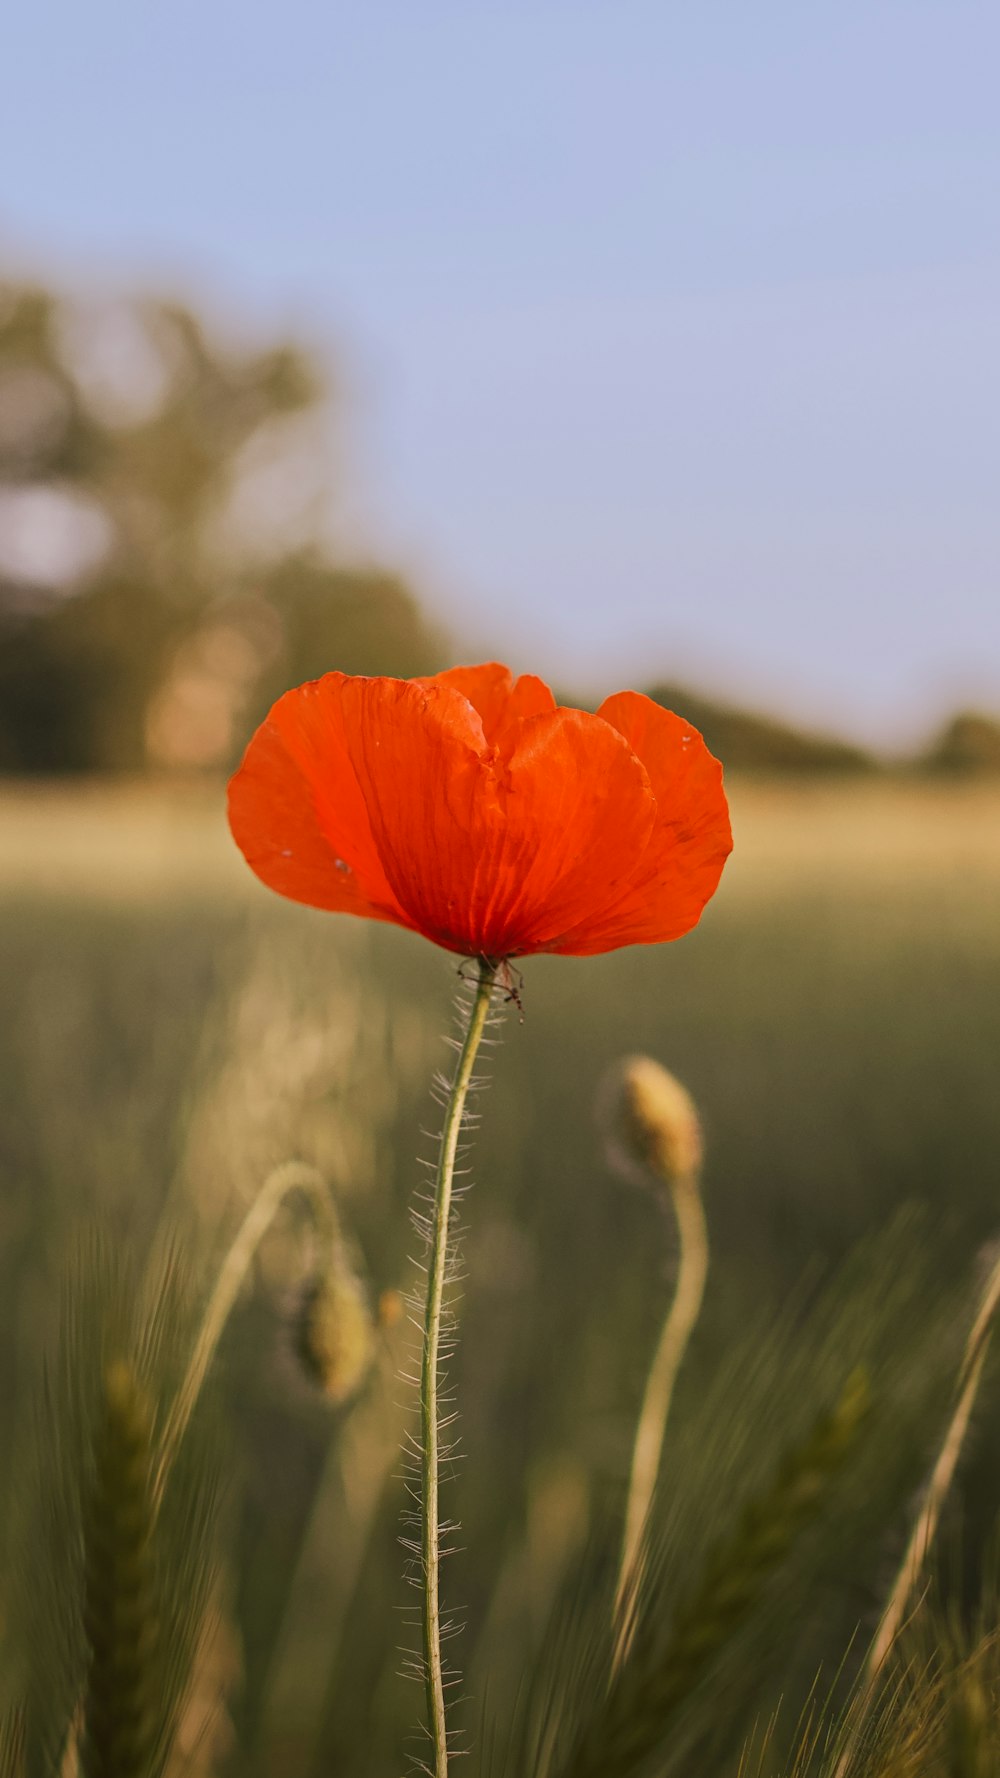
[
  {"xmin": 156, "ymin": 1160, "xmax": 337, "ymax": 1501},
  {"xmin": 614, "ymin": 1170, "xmax": 709, "ymax": 1670},
  {"xmin": 420, "ymin": 959, "xmax": 497, "ymax": 1778}
]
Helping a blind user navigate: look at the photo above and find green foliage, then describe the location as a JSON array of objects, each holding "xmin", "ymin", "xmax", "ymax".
[{"xmin": 0, "ymin": 279, "xmax": 445, "ymax": 773}]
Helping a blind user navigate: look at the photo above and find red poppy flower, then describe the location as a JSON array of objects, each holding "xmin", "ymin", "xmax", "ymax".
[{"xmin": 227, "ymin": 662, "xmax": 732, "ymax": 959}]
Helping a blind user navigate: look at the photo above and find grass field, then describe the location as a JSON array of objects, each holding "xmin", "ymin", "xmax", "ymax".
[
  {"xmin": 2, "ymin": 777, "xmax": 999, "ymax": 1776},
  {"xmin": 4, "ymin": 774, "xmax": 1000, "ymax": 899}
]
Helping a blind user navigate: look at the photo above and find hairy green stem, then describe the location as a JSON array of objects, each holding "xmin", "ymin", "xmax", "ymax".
[{"xmin": 420, "ymin": 960, "xmax": 496, "ymax": 1778}]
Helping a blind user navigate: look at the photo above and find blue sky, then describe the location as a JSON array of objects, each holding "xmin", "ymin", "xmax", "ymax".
[{"xmin": 4, "ymin": 0, "xmax": 999, "ymax": 743}]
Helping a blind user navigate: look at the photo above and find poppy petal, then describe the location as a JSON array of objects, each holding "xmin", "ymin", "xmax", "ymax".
[
  {"xmin": 487, "ymin": 709, "xmax": 658, "ymax": 954},
  {"xmin": 335, "ymin": 676, "xmax": 493, "ymax": 949},
  {"xmin": 229, "ymin": 669, "xmax": 731, "ymax": 960},
  {"xmin": 421, "ymin": 662, "xmax": 556, "ymax": 744},
  {"xmin": 339, "ymin": 683, "xmax": 655, "ymax": 957},
  {"xmin": 227, "ymin": 675, "xmax": 413, "ymax": 926},
  {"xmin": 548, "ymin": 692, "xmax": 732, "ymax": 953}
]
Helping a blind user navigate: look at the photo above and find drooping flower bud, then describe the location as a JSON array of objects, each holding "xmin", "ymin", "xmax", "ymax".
[
  {"xmin": 294, "ymin": 1265, "xmax": 376, "ymax": 1406},
  {"xmin": 605, "ymin": 1055, "xmax": 703, "ymax": 1185}
]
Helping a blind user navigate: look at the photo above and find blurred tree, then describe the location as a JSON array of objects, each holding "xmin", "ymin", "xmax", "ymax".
[
  {"xmin": 645, "ymin": 680, "xmax": 878, "ymax": 775},
  {"xmin": 0, "ymin": 280, "xmax": 446, "ymax": 773},
  {"xmin": 921, "ymin": 711, "xmax": 1000, "ymax": 775}
]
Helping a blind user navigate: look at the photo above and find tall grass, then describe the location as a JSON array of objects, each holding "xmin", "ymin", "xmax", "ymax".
[{"xmin": 1, "ymin": 784, "xmax": 999, "ymax": 1775}]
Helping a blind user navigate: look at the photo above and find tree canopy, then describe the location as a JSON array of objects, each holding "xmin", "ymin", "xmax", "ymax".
[{"xmin": 0, "ymin": 280, "xmax": 445, "ymax": 772}]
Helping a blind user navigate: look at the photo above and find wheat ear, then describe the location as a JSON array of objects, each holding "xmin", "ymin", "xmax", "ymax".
[
  {"xmin": 80, "ymin": 1361, "xmax": 158, "ymax": 1778},
  {"xmin": 559, "ymin": 1366, "xmax": 871, "ymax": 1778}
]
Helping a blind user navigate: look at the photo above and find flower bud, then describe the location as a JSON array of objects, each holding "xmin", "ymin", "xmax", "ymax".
[
  {"xmin": 607, "ymin": 1055, "xmax": 703, "ymax": 1185},
  {"xmin": 294, "ymin": 1265, "xmax": 376, "ymax": 1406}
]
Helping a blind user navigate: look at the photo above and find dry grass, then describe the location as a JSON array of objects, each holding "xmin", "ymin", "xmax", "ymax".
[
  {"xmin": 726, "ymin": 778, "xmax": 1000, "ymax": 897},
  {"xmin": 0, "ymin": 778, "xmax": 244, "ymax": 902}
]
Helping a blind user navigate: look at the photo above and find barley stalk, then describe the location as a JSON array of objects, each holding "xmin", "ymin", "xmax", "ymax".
[
  {"xmin": 81, "ymin": 1361, "xmax": 158, "ymax": 1778},
  {"xmin": 830, "ymin": 1248, "xmax": 1000, "ymax": 1778},
  {"xmin": 945, "ymin": 1667, "xmax": 992, "ymax": 1778},
  {"xmin": 559, "ymin": 1366, "xmax": 871, "ymax": 1778},
  {"xmin": 866, "ymin": 1244, "xmax": 1000, "ymax": 1685},
  {"xmin": 0, "ymin": 1707, "xmax": 25, "ymax": 1778}
]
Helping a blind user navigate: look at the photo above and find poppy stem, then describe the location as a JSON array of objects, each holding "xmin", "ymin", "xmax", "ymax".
[
  {"xmin": 613, "ymin": 1166, "xmax": 708, "ymax": 1670},
  {"xmin": 420, "ymin": 957, "xmax": 497, "ymax": 1778}
]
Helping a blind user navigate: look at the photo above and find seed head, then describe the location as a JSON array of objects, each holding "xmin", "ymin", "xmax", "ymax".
[
  {"xmin": 294, "ymin": 1266, "xmax": 376, "ymax": 1406},
  {"xmin": 606, "ymin": 1055, "xmax": 703, "ymax": 1186}
]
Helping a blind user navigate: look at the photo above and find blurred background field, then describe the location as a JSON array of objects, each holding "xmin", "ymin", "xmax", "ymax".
[
  {"xmin": 3, "ymin": 5, "xmax": 1000, "ymax": 1769},
  {"xmin": 2, "ymin": 249, "xmax": 1000, "ymax": 1778},
  {"xmin": 2, "ymin": 773, "xmax": 1000, "ymax": 1772},
  {"xmin": 5, "ymin": 773, "xmax": 1000, "ymax": 899}
]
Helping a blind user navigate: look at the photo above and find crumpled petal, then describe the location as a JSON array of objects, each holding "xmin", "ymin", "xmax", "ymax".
[
  {"xmin": 419, "ymin": 662, "xmax": 556, "ymax": 744},
  {"xmin": 228, "ymin": 666, "xmax": 731, "ymax": 959},
  {"xmin": 338, "ymin": 680, "xmax": 656, "ymax": 956}
]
